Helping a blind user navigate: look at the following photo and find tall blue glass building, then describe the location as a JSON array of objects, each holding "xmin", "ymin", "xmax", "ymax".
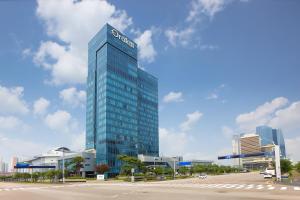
[
  {"xmin": 256, "ymin": 125, "xmax": 286, "ymax": 158},
  {"xmin": 86, "ymin": 24, "xmax": 159, "ymax": 175}
]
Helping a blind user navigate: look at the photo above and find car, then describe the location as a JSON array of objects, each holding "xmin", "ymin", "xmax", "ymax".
[
  {"xmin": 264, "ymin": 168, "xmax": 275, "ymax": 177},
  {"xmin": 199, "ymin": 173, "xmax": 207, "ymax": 179},
  {"xmin": 264, "ymin": 173, "xmax": 273, "ymax": 179},
  {"xmin": 240, "ymin": 168, "xmax": 250, "ymax": 173}
]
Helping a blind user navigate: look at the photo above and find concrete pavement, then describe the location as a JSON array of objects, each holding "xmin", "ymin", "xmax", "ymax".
[{"xmin": 0, "ymin": 172, "xmax": 299, "ymax": 200}]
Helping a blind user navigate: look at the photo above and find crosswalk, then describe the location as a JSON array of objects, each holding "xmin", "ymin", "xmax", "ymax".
[{"xmin": 0, "ymin": 183, "xmax": 300, "ymax": 193}]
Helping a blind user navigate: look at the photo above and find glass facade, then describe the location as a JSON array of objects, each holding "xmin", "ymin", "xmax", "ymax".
[
  {"xmin": 256, "ymin": 125, "xmax": 286, "ymax": 158},
  {"xmin": 272, "ymin": 129, "xmax": 286, "ymax": 158},
  {"xmin": 86, "ymin": 24, "xmax": 159, "ymax": 174}
]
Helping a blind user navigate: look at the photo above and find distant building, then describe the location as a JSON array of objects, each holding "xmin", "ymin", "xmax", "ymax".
[
  {"xmin": 232, "ymin": 125, "xmax": 287, "ymax": 169},
  {"xmin": 138, "ymin": 154, "xmax": 182, "ymax": 170},
  {"xmin": 0, "ymin": 158, "xmax": 9, "ymax": 173},
  {"xmin": 10, "ymin": 157, "xmax": 19, "ymax": 172},
  {"xmin": 240, "ymin": 133, "xmax": 261, "ymax": 154},
  {"xmin": 256, "ymin": 126, "xmax": 286, "ymax": 158},
  {"xmin": 272, "ymin": 129, "xmax": 286, "ymax": 158},
  {"xmin": 239, "ymin": 133, "xmax": 273, "ymax": 169}
]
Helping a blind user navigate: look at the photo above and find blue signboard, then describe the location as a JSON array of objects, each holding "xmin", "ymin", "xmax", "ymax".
[
  {"xmin": 14, "ymin": 162, "xmax": 56, "ymax": 169},
  {"xmin": 218, "ymin": 151, "xmax": 274, "ymax": 160},
  {"xmin": 15, "ymin": 163, "xmax": 30, "ymax": 168},
  {"xmin": 179, "ymin": 162, "xmax": 192, "ymax": 166}
]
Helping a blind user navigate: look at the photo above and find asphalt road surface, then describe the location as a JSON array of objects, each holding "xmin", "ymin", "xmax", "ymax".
[{"xmin": 0, "ymin": 172, "xmax": 299, "ymax": 200}]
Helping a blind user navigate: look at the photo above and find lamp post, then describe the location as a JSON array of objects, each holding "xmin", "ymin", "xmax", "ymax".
[
  {"xmin": 172, "ymin": 157, "xmax": 177, "ymax": 180},
  {"xmin": 56, "ymin": 147, "xmax": 71, "ymax": 184}
]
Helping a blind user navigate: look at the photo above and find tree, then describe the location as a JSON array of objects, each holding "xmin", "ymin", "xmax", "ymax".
[
  {"xmin": 153, "ymin": 166, "xmax": 164, "ymax": 175},
  {"xmin": 117, "ymin": 155, "xmax": 145, "ymax": 175},
  {"xmin": 95, "ymin": 164, "xmax": 110, "ymax": 174},
  {"xmin": 70, "ymin": 156, "xmax": 85, "ymax": 176},
  {"xmin": 45, "ymin": 170, "xmax": 56, "ymax": 182},
  {"xmin": 280, "ymin": 159, "xmax": 293, "ymax": 174},
  {"xmin": 178, "ymin": 167, "xmax": 189, "ymax": 175},
  {"xmin": 32, "ymin": 172, "xmax": 40, "ymax": 182},
  {"xmin": 295, "ymin": 162, "xmax": 300, "ymax": 173}
]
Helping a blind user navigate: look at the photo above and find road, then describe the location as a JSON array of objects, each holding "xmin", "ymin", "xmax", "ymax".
[{"xmin": 0, "ymin": 172, "xmax": 299, "ymax": 200}]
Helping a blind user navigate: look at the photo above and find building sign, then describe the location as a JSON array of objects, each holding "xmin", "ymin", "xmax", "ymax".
[
  {"xmin": 97, "ymin": 174, "xmax": 105, "ymax": 181},
  {"xmin": 111, "ymin": 29, "xmax": 135, "ymax": 48}
]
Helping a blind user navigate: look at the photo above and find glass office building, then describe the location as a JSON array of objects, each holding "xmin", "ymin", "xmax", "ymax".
[
  {"xmin": 272, "ymin": 128, "xmax": 286, "ymax": 158},
  {"xmin": 86, "ymin": 24, "xmax": 159, "ymax": 175},
  {"xmin": 256, "ymin": 125, "xmax": 286, "ymax": 158}
]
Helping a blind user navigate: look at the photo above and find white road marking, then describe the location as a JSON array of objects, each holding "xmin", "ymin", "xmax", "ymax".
[
  {"xmin": 280, "ymin": 187, "xmax": 287, "ymax": 190},
  {"xmin": 255, "ymin": 185, "xmax": 264, "ymax": 190},
  {"xmin": 294, "ymin": 187, "xmax": 300, "ymax": 191},
  {"xmin": 235, "ymin": 185, "xmax": 245, "ymax": 189}
]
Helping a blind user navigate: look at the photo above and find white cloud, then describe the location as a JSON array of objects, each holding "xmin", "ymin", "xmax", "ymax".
[
  {"xmin": 33, "ymin": 97, "xmax": 50, "ymax": 115},
  {"xmin": 165, "ymin": 27, "xmax": 195, "ymax": 47},
  {"xmin": 34, "ymin": 41, "xmax": 87, "ymax": 85},
  {"xmin": 269, "ymin": 101, "xmax": 300, "ymax": 135},
  {"xmin": 159, "ymin": 128, "xmax": 188, "ymax": 156},
  {"xmin": 35, "ymin": 0, "xmax": 132, "ymax": 85},
  {"xmin": 59, "ymin": 87, "xmax": 86, "ymax": 108},
  {"xmin": 222, "ymin": 125, "xmax": 235, "ymax": 138},
  {"xmin": 0, "ymin": 116, "xmax": 28, "ymax": 131},
  {"xmin": 0, "ymin": 134, "xmax": 50, "ymax": 162},
  {"xmin": 187, "ymin": 0, "xmax": 226, "ymax": 21},
  {"xmin": 22, "ymin": 48, "xmax": 32, "ymax": 58},
  {"xmin": 44, "ymin": 110, "xmax": 73, "ymax": 134},
  {"xmin": 206, "ymin": 93, "xmax": 218, "ymax": 100},
  {"xmin": 70, "ymin": 131, "xmax": 85, "ymax": 152},
  {"xmin": 236, "ymin": 97, "xmax": 289, "ymax": 132},
  {"xmin": 134, "ymin": 29, "xmax": 157, "ymax": 63},
  {"xmin": 0, "ymin": 85, "xmax": 29, "ymax": 115},
  {"xmin": 165, "ymin": 0, "xmax": 247, "ymax": 48},
  {"xmin": 180, "ymin": 111, "xmax": 203, "ymax": 131},
  {"xmin": 206, "ymin": 84, "xmax": 226, "ymax": 100},
  {"xmin": 163, "ymin": 91, "xmax": 184, "ymax": 103},
  {"xmin": 285, "ymin": 137, "xmax": 300, "ymax": 162}
]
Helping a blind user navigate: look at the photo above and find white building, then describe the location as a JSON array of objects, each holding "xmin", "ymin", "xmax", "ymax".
[
  {"xmin": 138, "ymin": 154, "xmax": 183, "ymax": 170},
  {"xmin": 0, "ymin": 158, "xmax": 9, "ymax": 173},
  {"xmin": 24, "ymin": 149, "xmax": 64, "ymax": 172}
]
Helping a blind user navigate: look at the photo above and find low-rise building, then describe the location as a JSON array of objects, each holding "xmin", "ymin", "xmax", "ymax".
[
  {"xmin": 57, "ymin": 150, "xmax": 96, "ymax": 178},
  {"xmin": 24, "ymin": 149, "xmax": 64, "ymax": 172},
  {"xmin": 138, "ymin": 154, "xmax": 183, "ymax": 170}
]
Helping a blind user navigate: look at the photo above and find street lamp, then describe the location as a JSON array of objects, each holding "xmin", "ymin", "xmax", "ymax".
[
  {"xmin": 154, "ymin": 157, "xmax": 159, "ymax": 169},
  {"xmin": 56, "ymin": 147, "xmax": 71, "ymax": 184},
  {"xmin": 172, "ymin": 157, "xmax": 177, "ymax": 180}
]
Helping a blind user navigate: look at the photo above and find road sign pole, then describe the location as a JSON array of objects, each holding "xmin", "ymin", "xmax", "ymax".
[{"xmin": 274, "ymin": 145, "xmax": 281, "ymax": 182}]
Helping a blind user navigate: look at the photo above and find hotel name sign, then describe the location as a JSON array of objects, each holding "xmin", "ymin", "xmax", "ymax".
[{"xmin": 111, "ymin": 29, "xmax": 135, "ymax": 49}]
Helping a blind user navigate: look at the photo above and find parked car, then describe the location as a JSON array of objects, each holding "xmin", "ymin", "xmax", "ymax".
[
  {"xmin": 264, "ymin": 168, "xmax": 275, "ymax": 177},
  {"xmin": 264, "ymin": 173, "xmax": 273, "ymax": 179},
  {"xmin": 240, "ymin": 168, "xmax": 250, "ymax": 173},
  {"xmin": 199, "ymin": 173, "xmax": 207, "ymax": 179}
]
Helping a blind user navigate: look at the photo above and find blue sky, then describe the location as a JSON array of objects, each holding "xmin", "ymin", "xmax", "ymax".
[{"xmin": 0, "ymin": 0, "xmax": 300, "ymax": 165}]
